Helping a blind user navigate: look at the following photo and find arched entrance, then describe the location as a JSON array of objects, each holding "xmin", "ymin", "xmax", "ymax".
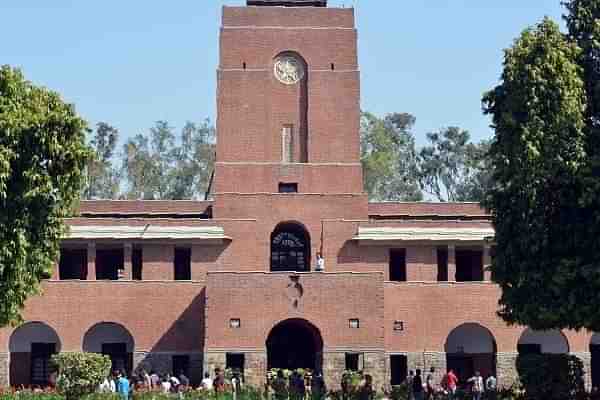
[
  {"xmin": 267, "ymin": 319, "xmax": 323, "ymax": 371},
  {"xmin": 271, "ymin": 222, "xmax": 311, "ymax": 272},
  {"xmin": 9, "ymin": 322, "xmax": 61, "ymax": 386},
  {"xmin": 83, "ymin": 322, "xmax": 134, "ymax": 374},
  {"xmin": 445, "ymin": 323, "xmax": 497, "ymax": 384},
  {"xmin": 517, "ymin": 328, "xmax": 569, "ymax": 355}
]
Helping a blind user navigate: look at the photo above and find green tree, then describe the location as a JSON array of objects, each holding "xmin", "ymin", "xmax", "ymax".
[
  {"xmin": 83, "ymin": 122, "xmax": 120, "ymax": 199},
  {"xmin": 418, "ymin": 127, "xmax": 491, "ymax": 202},
  {"xmin": 482, "ymin": 18, "xmax": 590, "ymax": 329},
  {"xmin": 360, "ymin": 111, "xmax": 422, "ymax": 201},
  {"xmin": 0, "ymin": 65, "xmax": 90, "ymax": 326},
  {"xmin": 122, "ymin": 120, "xmax": 215, "ymax": 200},
  {"xmin": 169, "ymin": 120, "xmax": 215, "ymax": 200},
  {"xmin": 53, "ymin": 352, "xmax": 112, "ymax": 400}
]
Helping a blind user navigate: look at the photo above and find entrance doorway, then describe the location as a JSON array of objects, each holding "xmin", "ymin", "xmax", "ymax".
[
  {"xmin": 445, "ymin": 323, "xmax": 497, "ymax": 385},
  {"xmin": 267, "ymin": 319, "xmax": 323, "ymax": 371}
]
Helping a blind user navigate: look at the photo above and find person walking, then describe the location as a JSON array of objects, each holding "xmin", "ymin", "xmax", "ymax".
[
  {"xmin": 467, "ymin": 371, "xmax": 484, "ymax": 400},
  {"xmin": 412, "ymin": 369, "xmax": 424, "ymax": 400},
  {"xmin": 115, "ymin": 371, "xmax": 130, "ymax": 400},
  {"xmin": 406, "ymin": 370, "xmax": 415, "ymax": 400},
  {"xmin": 201, "ymin": 372, "xmax": 214, "ymax": 391},
  {"xmin": 445, "ymin": 370, "xmax": 458, "ymax": 400},
  {"xmin": 425, "ymin": 367, "xmax": 435, "ymax": 400},
  {"xmin": 485, "ymin": 374, "xmax": 497, "ymax": 400}
]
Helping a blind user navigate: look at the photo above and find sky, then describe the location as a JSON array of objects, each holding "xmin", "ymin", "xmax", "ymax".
[{"xmin": 0, "ymin": 0, "xmax": 564, "ymax": 146}]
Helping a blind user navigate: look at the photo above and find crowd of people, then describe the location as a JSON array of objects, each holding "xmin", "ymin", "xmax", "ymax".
[
  {"xmin": 404, "ymin": 368, "xmax": 497, "ymax": 400},
  {"xmin": 97, "ymin": 368, "xmax": 233, "ymax": 399}
]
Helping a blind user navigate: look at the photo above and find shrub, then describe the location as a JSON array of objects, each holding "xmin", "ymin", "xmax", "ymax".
[
  {"xmin": 52, "ymin": 353, "xmax": 112, "ymax": 400},
  {"xmin": 516, "ymin": 354, "xmax": 586, "ymax": 400}
]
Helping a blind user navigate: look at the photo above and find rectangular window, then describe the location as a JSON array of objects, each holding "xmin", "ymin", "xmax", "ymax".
[
  {"xmin": 173, "ymin": 355, "xmax": 190, "ymax": 376},
  {"xmin": 437, "ymin": 247, "xmax": 449, "ymax": 282},
  {"xmin": 96, "ymin": 248, "xmax": 124, "ymax": 280},
  {"xmin": 132, "ymin": 248, "xmax": 143, "ymax": 281},
  {"xmin": 455, "ymin": 249, "xmax": 484, "ymax": 282},
  {"xmin": 345, "ymin": 353, "xmax": 360, "ymax": 372},
  {"xmin": 282, "ymin": 124, "xmax": 294, "ymax": 163},
  {"xmin": 389, "ymin": 249, "xmax": 407, "ymax": 282},
  {"xmin": 31, "ymin": 343, "xmax": 56, "ymax": 385},
  {"xmin": 279, "ymin": 183, "xmax": 298, "ymax": 193},
  {"xmin": 517, "ymin": 344, "xmax": 542, "ymax": 355},
  {"xmin": 174, "ymin": 248, "xmax": 192, "ymax": 281},
  {"xmin": 226, "ymin": 353, "xmax": 245, "ymax": 375},
  {"xmin": 59, "ymin": 248, "xmax": 87, "ymax": 280},
  {"xmin": 390, "ymin": 355, "xmax": 408, "ymax": 386}
]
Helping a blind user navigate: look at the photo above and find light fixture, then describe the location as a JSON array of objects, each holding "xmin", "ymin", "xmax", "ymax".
[
  {"xmin": 393, "ymin": 321, "xmax": 404, "ymax": 331},
  {"xmin": 349, "ymin": 319, "xmax": 360, "ymax": 329},
  {"xmin": 230, "ymin": 318, "xmax": 241, "ymax": 329}
]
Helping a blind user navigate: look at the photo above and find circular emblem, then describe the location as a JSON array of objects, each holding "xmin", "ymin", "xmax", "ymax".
[{"xmin": 274, "ymin": 55, "xmax": 304, "ymax": 85}]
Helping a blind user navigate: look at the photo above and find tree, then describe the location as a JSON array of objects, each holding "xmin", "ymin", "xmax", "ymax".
[
  {"xmin": 168, "ymin": 120, "xmax": 215, "ymax": 200},
  {"xmin": 360, "ymin": 111, "xmax": 422, "ymax": 201},
  {"xmin": 0, "ymin": 65, "xmax": 90, "ymax": 326},
  {"xmin": 83, "ymin": 122, "xmax": 120, "ymax": 199},
  {"xmin": 53, "ymin": 352, "xmax": 112, "ymax": 400},
  {"xmin": 122, "ymin": 120, "xmax": 215, "ymax": 200},
  {"xmin": 482, "ymin": 18, "xmax": 591, "ymax": 330},
  {"xmin": 417, "ymin": 127, "xmax": 492, "ymax": 202}
]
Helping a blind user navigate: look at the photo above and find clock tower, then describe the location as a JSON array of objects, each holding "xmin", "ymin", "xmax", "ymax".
[{"xmin": 213, "ymin": 0, "xmax": 366, "ymax": 222}]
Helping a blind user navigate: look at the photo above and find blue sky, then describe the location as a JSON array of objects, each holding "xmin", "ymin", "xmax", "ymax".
[{"xmin": 0, "ymin": 0, "xmax": 563, "ymax": 146}]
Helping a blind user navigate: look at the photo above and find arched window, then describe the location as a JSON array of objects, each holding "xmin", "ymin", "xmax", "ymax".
[{"xmin": 271, "ymin": 222, "xmax": 310, "ymax": 272}]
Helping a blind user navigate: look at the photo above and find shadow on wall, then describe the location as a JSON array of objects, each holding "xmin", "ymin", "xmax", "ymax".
[
  {"xmin": 135, "ymin": 288, "xmax": 206, "ymax": 385},
  {"xmin": 337, "ymin": 241, "xmax": 386, "ymax": 266}
]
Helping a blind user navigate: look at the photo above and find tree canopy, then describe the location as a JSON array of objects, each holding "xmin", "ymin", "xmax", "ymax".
[
  {"xmin": 483, "ymin": 17, "xmax": 595, "ymax": 330},
  {"xmin": 0, "ymin": 65, "xmax": 90, "ymax": 326},
  {"xmin": 418, "ymin": 127, "xmax": 491, "ymax": 202}
]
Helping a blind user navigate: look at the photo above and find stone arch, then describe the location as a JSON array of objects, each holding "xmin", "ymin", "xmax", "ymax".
[
  {"xmin": 273, "ymin": 50, "xmax": 309, "ymax": 163},
  {"xmin": 271, "ymin": 221, "xmax": 311, "ymax": 272},
  {"xmin": 266, "ymin": 318, "xmax": 323, "ymax": 371},
  {"xmin": 517, "ymin": 328, "xmax": 569, "ymax": 355},
  {"xmin": 445, "ymin": 323, "xmax": 497, "ymax": 383},
  {"xmin": 83, "ymin": 322, "xmax": 134, "ymax": 374},
  {"xmin": 9, "ymin": 321, "xmax": 61, "ymax": 386}
]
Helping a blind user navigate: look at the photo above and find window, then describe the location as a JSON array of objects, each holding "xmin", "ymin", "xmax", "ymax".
[
  {"xmin": 59, "ymin": 248, "xmax": 87, "ymax": 280},
  {"xmin": 282, "ymin": 125, "xmax": 294, "ymax": 163},
  {"xmin": 390, "ymin": 355, "xmax": 408, "ymax": 385},
  {"xmin": 456, "ymin": 249, "xmax": 484, "ymax": 282},
  {"xmin": 230, "ymin": 319, "xmax": 241, "ymax": 329},
  {"xmin": 31, "ymin": 343, "xmax": 56, "ymax": 385},
  {"xmin": 242, "ymin": 62, "xmax": 247, "ymax": 70},
  {"xmin": 349, "ymin": 319, "xmax": 360, "ymax": 329},
  {"xmin": 279, "ymin": 183, "xmax": 298, "ymax": 193},
  {"xmin": 345, "ymin": 353, "xmax": 360, "ymax": 372},
  {"xmin": 437, "ymin": 247, "xmax": 449, "ymax": 281},
  {"xmin": 518, "ymin": 344, "xmax": 542, "ymax": 356},
  {"xmin": 174, "ymin": 248, "xmax": 192, "ymax": 281},
  {"xmin": 271, "ymin": 222, "xmax": 310, "ymax": 272},
  {"xmin": 226, "ymin": 353, "xmax": 245, "ymax": 375},
  {"xmin": 173, "ymin": 355, "xmax": 190, "ymax": 376},
  {"xmin": 331, "ymin": 63, "xmax": 335, "ymax": 71},
  {"xmin": 389, "ymin": 249, "xmax": 407, "ymax": 282},
  {"xmin": 96, "ymin": 248, "xmax": 124, "ymax": 280},
  {"xmin": 132, "ymin": 248, "xmax": 143, "ymax": 281}
]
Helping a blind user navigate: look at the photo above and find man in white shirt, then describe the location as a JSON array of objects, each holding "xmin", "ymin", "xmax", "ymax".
[
  {"xmin": 201, "ymin": 372, "xmax": 214, "ymax": 391},
  {"xmin": 467, "ymin": 371, "xmax": 484, "ymax": 400},
  {"xmin": 316, "ymin": 252, "xmax": 325, "ymax": 272}
]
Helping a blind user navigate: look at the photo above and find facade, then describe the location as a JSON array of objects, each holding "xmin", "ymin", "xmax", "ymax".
[{"xmin": 2, "ymin": 0, "xmax": 600, "ymax": 390}]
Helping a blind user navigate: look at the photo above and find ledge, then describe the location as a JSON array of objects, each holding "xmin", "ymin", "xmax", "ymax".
[
  {"xmin": 354, "ymin": 226, "xmax": 495, "ymax": 243},
  {"xmin": 65, "ymin": 225, "xmax": 230, "ymax": 241}
]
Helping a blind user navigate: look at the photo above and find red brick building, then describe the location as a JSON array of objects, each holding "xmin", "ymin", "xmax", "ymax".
[{"xmin": 1, "ymin": 0, "xmax": 599, "ymax": 390}]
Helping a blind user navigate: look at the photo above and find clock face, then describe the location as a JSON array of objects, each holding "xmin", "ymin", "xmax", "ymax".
[{"xmin": 274, "ymin": 55, "xmax": 305, "ymax": 85}]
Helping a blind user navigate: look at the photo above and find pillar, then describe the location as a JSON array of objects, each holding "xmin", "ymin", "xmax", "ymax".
[
  {"xmin": 447, "ymin": 245, "xmax": 456, "ymax": 282},
  {"xmin": 122, "ymin": 243, "xmax": 132, "ymax": 280},
  {"xmin": 483, "ymin": 245, "xmax": 492, "ymax": 282},
  {"xmin": 87, "ymin": 243, "xmax": 96, "ymax": 280}
]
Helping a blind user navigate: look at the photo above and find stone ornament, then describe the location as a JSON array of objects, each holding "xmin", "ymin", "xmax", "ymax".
[{"xmin": 274, "ymin": 55, "xmax": 305, "ymax": 85}]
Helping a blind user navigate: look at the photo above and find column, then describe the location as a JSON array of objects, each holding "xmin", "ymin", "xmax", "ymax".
[
  {"xmin": 122, "ymin": 243, "xmax": 132, "ymax": 280},
  {"xmin": 483, "ymin": 245, "xmax": 492, "ymax": 282},
  {"xmin": 87, "ymin": 243, "xmax": 96, "ymax": 280},
  {"xmin": 448, "ymin": 245, "xmax": 456, "ymax": 282}
]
